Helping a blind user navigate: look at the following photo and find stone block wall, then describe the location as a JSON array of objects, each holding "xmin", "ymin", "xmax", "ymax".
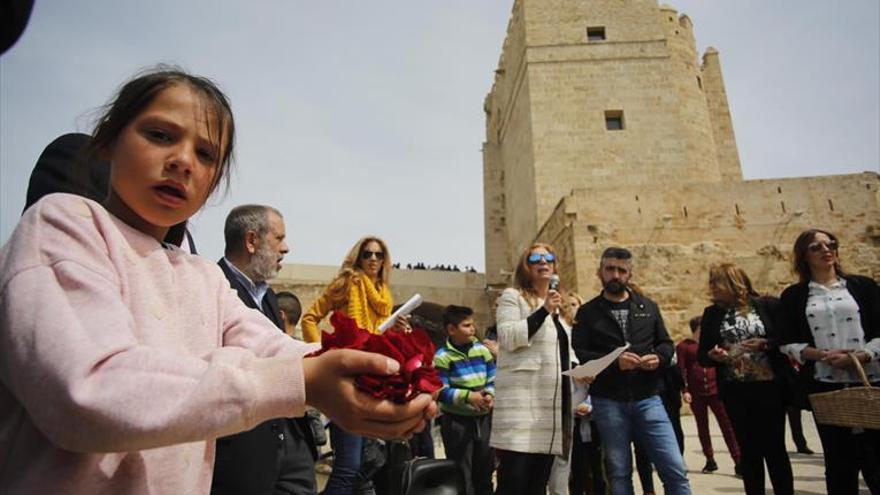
[
  {"xmin": 536, "ymin": 172, "xmax": 880, "ymax": 340},
  {"xmin": 483, "ymin": 0, "xmax": 743, "ymax": 281}
]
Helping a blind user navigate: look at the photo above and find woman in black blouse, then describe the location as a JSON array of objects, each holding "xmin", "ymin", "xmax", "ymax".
[
  {"xmin": 777, "ymin": 229, "xmax": 880, "ymax": 494},
  {"xmin": 698, "ymin": 263, "xmax": 793, "ymax": 495}
]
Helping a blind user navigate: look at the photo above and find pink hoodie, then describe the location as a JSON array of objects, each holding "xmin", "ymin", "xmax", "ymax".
[{"xmin": 0, "ymin": 194, "xmax": 318, "ymax": 494}]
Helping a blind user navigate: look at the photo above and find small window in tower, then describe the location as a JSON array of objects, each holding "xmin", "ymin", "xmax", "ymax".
[
  {"xmin": 587, "ymin": 27, "xmax": 606, "ymax": 41},
  {"xmin": 605, "ymin": 110, "xmax": 624, "ymax": 131},
  {"xmin": 696, "ymin": 76, "xmax": 702, "ymax": 89}
]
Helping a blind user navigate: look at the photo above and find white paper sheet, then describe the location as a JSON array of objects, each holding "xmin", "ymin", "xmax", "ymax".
[{"xmin": 563, "ymin": 343, "xmax": 630, "ymax": 379}]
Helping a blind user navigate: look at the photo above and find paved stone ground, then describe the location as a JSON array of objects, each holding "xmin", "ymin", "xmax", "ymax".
[
  {"xmin": 676, "ymin": 411, "xmax": 861, "ymax": 495},
  {"xmin": 316, "ymin": 412, "xmax": 872, "ymax": 493}
]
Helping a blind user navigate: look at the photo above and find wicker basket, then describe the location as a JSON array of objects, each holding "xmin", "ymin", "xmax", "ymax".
[{"xmin": 809, "ymin": 353, "xmax": 880, "ymax": 430}]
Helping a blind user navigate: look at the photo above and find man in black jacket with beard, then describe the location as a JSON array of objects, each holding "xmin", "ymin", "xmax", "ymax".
[
  {"xmin": 572, "ymin": 247, "xmax": 691, "ymax": 495},
  {"xmin": 212, "ymin": 204, "xmax": 317, "ymax": 495}
]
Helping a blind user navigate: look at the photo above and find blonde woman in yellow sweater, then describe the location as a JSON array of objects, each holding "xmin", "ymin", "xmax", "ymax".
[
  {"xmin": 301, "ymin": 235, "xmax": 396, "ymax": 494},
  {"xmin": 301, "ymin": 236, "xmax": 394, "ymax": 343}
]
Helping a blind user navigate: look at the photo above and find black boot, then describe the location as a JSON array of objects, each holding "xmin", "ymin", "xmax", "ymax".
[
  {"xmin": 795, "ymin": 443, "xmax": 814, "ymax": 455},
  {"xmin": 701, "ymin": 458, "xmax": 718, "ymax": 473}
]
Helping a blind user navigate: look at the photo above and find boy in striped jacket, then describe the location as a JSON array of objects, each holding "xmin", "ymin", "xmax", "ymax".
[{"xmin": 434, "ymin": 305, "xmax": 496, "ymax": 495}]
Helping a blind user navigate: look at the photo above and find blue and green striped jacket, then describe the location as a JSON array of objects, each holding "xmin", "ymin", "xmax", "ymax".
[{"xmin": 433, "ymin": 337, "xmax": 496, "ymax": 416}]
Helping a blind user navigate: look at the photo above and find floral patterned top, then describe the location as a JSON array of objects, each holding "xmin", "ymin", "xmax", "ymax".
[{"xmin": 718, "ymin": 306, "xmax": 775, "ymax": 382}]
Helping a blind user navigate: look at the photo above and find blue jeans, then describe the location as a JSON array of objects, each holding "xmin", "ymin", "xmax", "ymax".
[
  {"xmin": 592, "ymin": 395, "xmax": 691, "ymax": 495},
  {"xmin": 324, "ymin": 423, "xmax": 363, "ymax": 495}
]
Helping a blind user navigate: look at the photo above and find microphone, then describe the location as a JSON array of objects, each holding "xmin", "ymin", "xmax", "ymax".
[{"xmin": 548, "ymin": 274, "xmax": 561, "ymax": 317}]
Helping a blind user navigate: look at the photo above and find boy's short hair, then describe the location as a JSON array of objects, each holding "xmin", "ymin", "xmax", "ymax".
[
  {"xmin": 689, "ymin": 316, "xmax": 702, "ymax": 333},
  {"xmin": 276, "ymin": 291, "xmax": 302, "ymax": 326},
  {"xmin": 442, "ymin": 305, "xmax": 474, "ymax": 328}
]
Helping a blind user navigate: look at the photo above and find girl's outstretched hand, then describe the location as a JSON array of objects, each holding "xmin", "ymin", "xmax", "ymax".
[{"xmin": 302, "ymin": 349, "xmax": 438, "ymax": 439}]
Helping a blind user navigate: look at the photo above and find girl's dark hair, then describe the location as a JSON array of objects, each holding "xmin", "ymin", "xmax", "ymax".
[
  {"xmin": 792, "ymin": 229, "xmax": 845, "ymax": 283},
  {"xmin": 88, "ymin": 65, "xmax": 236, "ymax": 198}
]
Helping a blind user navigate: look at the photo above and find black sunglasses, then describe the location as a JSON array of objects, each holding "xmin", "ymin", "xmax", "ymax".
[
  {"xmin": 361, "ymin": 250, "xmax": 385, "ymax": 261},
  {"xmin": 808, "ymin": 240, "xmax": 838, "ymax": 253}
]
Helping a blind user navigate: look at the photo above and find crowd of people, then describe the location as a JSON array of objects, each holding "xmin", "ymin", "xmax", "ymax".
[
  {"xmin": 392, "ymin": 262, "xmax": 479, "ymax": 273},
  {"xmin": 0, "ymin": 66, "xmax": 877, "ymax": 495}
]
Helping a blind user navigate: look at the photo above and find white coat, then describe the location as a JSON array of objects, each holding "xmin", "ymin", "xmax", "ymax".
[{"xmin": 489, "ymin": 287, "xmax": 573, "ymax": 456}]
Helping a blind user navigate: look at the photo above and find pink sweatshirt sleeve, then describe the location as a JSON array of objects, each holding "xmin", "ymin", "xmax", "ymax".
[{"xmin": 0, "ymin": 196, "xmax": 318, "ymax": 454}]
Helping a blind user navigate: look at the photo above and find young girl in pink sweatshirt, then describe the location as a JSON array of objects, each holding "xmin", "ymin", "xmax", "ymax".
[{"xmin": 0, "ymin": 68, "xmax": 436, "ymax": 494}]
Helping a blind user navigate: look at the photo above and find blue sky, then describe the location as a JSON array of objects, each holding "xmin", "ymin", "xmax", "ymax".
[{"xmin": 1, "ymin": 1, "xmax": 878, "ymax": 270}]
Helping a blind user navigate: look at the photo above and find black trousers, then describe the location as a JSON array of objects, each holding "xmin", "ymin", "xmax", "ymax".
[
  {"xmin": 663, "ymin": 391, "xmax": 685, "ymax": 455},
  {"xmin": 722, "ymin": 381, "xmax": 793, "ymax": 495},
  {"xmin": 439, "ymin": 413, "xmax": 494, "ymax": 495},
  {"xmin": 212, "ymin": 418, "xmax": 317, "ymax": 495},
  {"xmin": 569, "ymin": 419, "xmax": 606, "ymax": 495},
  {"xmin": 786, "ymin": 406, "xmax": 810, "ymax": 451},
  {"xmin": 495, "ymin": 450, "xmax": 554, "ymax": 495},
  {"xmin": 274, "ymin": 420, "xmax": 319, "ymax": 495},
  {"xmin": 811, "ymin": 380, "xmax": 880, "ymax": 494},
  {"xmin": 634, "ymin": 439, "xmax": 654, "ymax": 494}
]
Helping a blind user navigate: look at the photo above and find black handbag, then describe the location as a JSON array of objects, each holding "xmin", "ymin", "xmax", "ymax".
[
  {"xmin": 305, "ymin": 410, "xmax": 327, "ymax": 446},
  {"xmin": 390, "ymin": 457, "xmax": 465, "ymax": 495}
]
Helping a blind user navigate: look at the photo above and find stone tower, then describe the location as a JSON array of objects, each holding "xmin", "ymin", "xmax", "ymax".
[
  {"xmin": 482, "ymin": 0, "xmax": 879, "ymax": 337},
  {"xmin": 483, "ymin": 0, "xmax": 742, "ymax": 286}
]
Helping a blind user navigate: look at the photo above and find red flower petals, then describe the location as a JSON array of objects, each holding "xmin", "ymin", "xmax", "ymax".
[{"xmin": 313, "ymin": 312, "xmax": 442, "ymax": 403}]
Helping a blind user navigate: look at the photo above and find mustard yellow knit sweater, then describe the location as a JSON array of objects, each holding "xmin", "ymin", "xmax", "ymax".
[{"xmin": 301, "ymin": 275, "xmax": 393, "ymax": 343}]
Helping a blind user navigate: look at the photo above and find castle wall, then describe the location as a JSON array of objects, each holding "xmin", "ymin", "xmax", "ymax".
[
  {"xmin": 483, "ymin": 0, "xmax": 876, "ymax": 346},
  {"xmin": 482, "ymin": 142, "xmax": 509, "ymax": 287},
  {"xmin": 484, "ymin": 0, "xmax": 742, "ymax": 275},
  {"xmin": 484, "ymin": 2, "xmax": 539, "ymax": 282},
  {"xmin": 536, "ymin": 172, "xmax": 880, "ymax": 340},
  {"xmin": 500, "ymin": 77, "xmax": 540, "ymax": 270},
  {"xmin": 523, "ymin": 0, "xmax": 664, "ymax": 46},
  {"xmin": 702, "ymin": 48, "xmax": 744, "ymax": 182}
]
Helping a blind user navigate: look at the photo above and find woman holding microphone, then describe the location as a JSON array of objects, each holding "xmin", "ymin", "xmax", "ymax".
[{"xmin": 490, "ymin": 243, "xmax": 573, "ymax": 495}]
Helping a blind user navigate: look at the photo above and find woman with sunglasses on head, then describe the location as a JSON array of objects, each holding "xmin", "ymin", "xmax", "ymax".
[
  {"xmin": 697, "ymin": 263, "xmax": 794, "ymax": 495},
  {"xmin": 301, "ymin": 236, "xmax": 402, "ymax": 495},
  {"xmin": 777, "ymin": 229, "xmax": 880, "ymax": 494},
  {"xmin": 490, "ymin": 243, "xmax": 575, "ymax": 495}
]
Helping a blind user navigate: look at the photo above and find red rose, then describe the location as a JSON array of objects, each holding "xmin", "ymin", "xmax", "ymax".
[{"xmin": 310, "ymin": 312, "xmax": 442, "ymax": 403}]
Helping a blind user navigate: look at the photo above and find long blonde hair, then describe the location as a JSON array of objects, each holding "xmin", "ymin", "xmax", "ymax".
[
  {"xmin": 562, "ymin": 292, "xmax": 584, "ymax": 326},
  {"xmin": 325, "ymin": 236, "xmax": 392, "ymax": 301},
  {"xmin": 708, "ymin": 263, "xmax": 759, "ymax": 310},
  {"xmin": 514, "ymin": 242, "xmax": 563, "ymax": 307}
]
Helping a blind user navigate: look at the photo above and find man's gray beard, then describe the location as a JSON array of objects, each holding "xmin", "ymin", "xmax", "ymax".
[
  {"xmin": 249, "ymin": 243, "xmax": 279, "ymax": 283},
  {"xmin": 603, "ymin": 280, "xmax": 626, "ymax": 295}
]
